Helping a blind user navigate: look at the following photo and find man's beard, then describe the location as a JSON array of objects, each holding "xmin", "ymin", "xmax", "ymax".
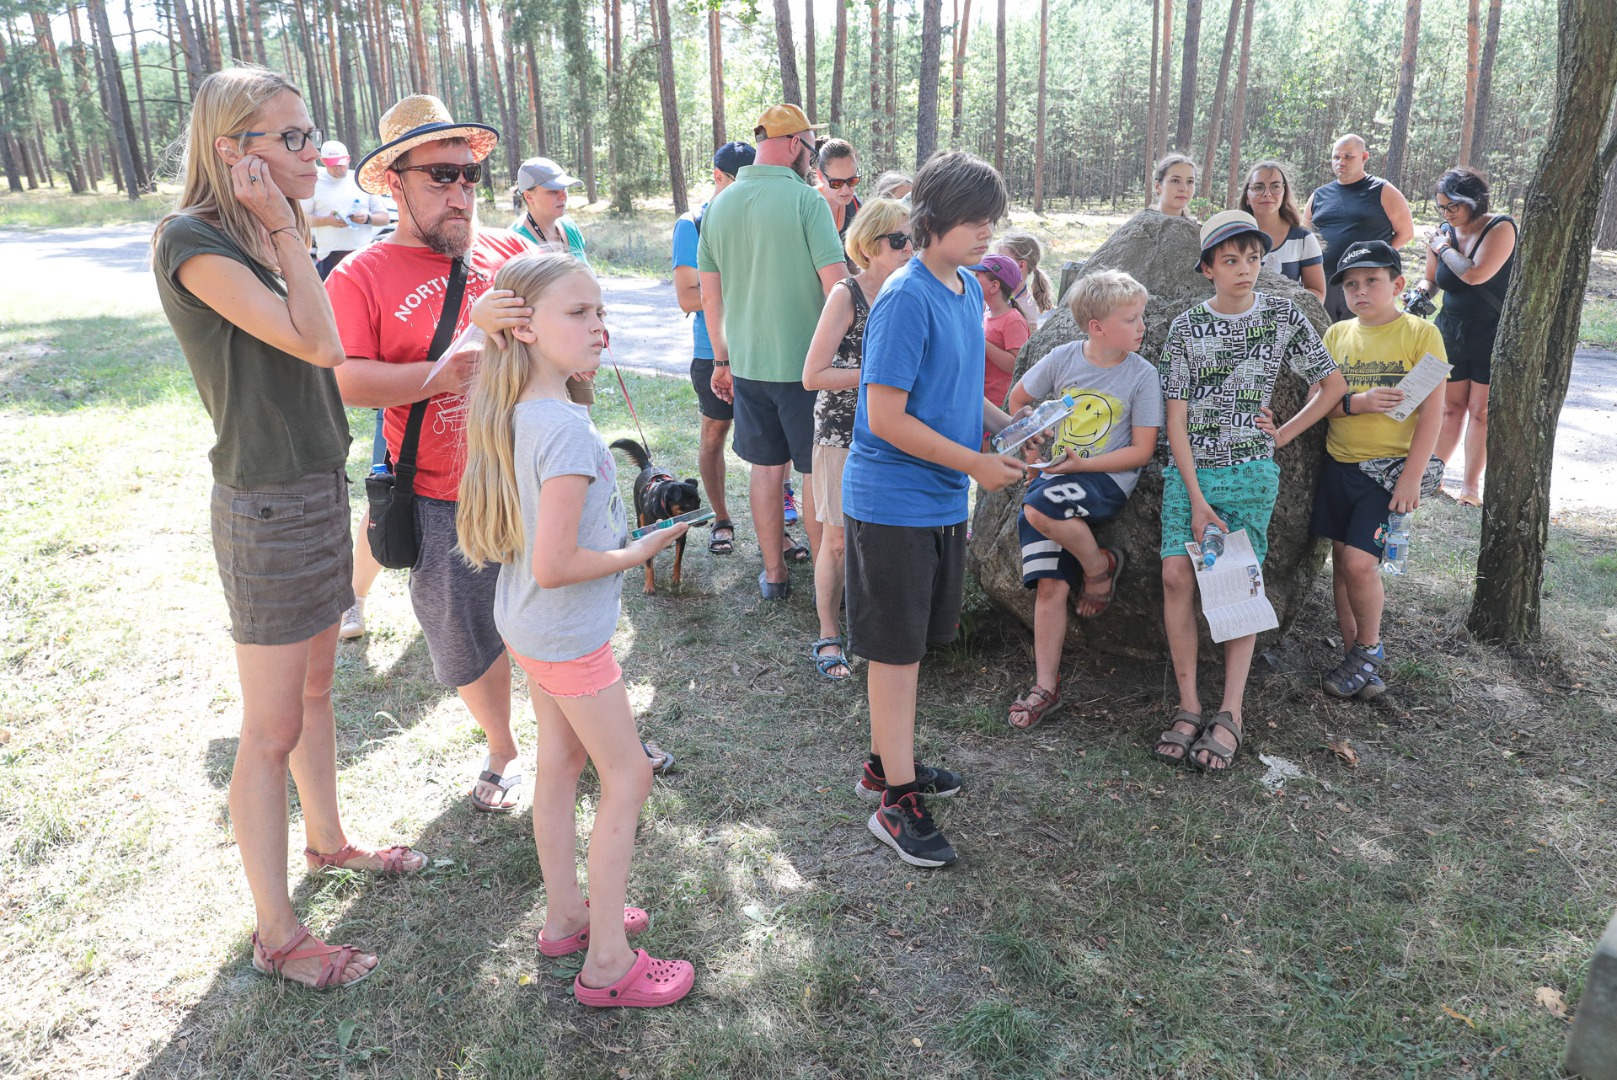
[
  {"xmin": 420, "ymin": 205, "xmax": 475, "ymax": 258},
  {"xmin": 788, "ymin": 143, "xmax": 812, "ymax": 180}
]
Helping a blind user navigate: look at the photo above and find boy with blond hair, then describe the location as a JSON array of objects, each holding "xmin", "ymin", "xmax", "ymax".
[{"xmin": 1004, "ymin": 270, "xmax": 1163, "ymax": 730}]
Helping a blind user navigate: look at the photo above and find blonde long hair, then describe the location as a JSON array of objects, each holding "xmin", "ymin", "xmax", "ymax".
[
  {"xmin": 154, "ymin": 66, "xmax": 309, "ymax": 271},
  {"xmin": 995, "ymin": 230, "xmax": 1054, "ymax": 312},
  {"xmin": 458, "ymin": 253, "xmax": 600, "ymax": 568}
]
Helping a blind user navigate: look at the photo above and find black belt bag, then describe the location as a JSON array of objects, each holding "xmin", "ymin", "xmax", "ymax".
[{"xmin": 365, "ymin": 257, "xmax": 467, "ymax": 570}]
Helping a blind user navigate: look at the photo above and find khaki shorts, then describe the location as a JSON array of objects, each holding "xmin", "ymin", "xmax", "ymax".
[
  {"xmin": 811, "ymin": 444, "xmax": 849, "ymax": 524},
  {"xmin": 210, "ymin": 469, "xmax": 354, "ymax": 646}
]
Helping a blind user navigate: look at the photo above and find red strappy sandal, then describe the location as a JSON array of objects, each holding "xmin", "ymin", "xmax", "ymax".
[
  {"xmin": 251, "ymin": 925, "xmax": 375, "ymax": 989},
  {"xmin": 305, "ymin": 841, "xmax": 426, "ymax": 875}
]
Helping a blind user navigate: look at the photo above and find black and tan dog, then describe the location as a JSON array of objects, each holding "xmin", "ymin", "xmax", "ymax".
[{"xmin": 611, "ymin": 438, "xmax": 702, "ymax": 594}]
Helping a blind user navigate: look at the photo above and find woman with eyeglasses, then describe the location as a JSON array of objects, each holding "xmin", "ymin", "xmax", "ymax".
[
  {"xmin": 1239, "ymin": 161, "xmax": 1326, "ymax": 302},
  {"xmin": 800, "ymin": 198, "xmax": 912, "ymax": 683},
  {"xmin": 151, "ymin": 67, "xmax": 422, "ymax": 990},
  {"xmin": 1412, "ymin": 166, "xmax": 1516, "ymax": 507}
]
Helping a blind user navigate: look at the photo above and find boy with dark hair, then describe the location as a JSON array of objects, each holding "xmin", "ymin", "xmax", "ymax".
[
  {"xmin": 1312, "ymin": 240, "xmax": 1446, "ymax": 698},
  {"xmin": 1154, "ymin": 211, "xmax": 1349, "ymax": 773},
  {"xmin": 843, "ymin": 150, "xmax": 1026, "ymax": 867}
]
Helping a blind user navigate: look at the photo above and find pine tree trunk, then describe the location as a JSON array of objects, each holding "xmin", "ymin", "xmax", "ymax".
[
  {"xmin": 1175, "ymin": 0, "xmax": 1200, "ymax": 150},
  {"xmin": 993, "ymin": 0, "xmax": 1005, "ymax": 173},
  {"xmin": 1459, "ymin": 0, "xmax": 1480, "ymax": 165},
  {"xmin": 124, "ymin": 0, "xmax": 153, "ymax": 171},
  {"xmin": 65, "ymin": 4, "xmax": 101, "ymax": 187},
  {"xmin": 775, "ymin": 0, "xmax": 801, "ymax": 105},
  {"xmin": 1221, "ymin": 0, "xmax": 1253, "ymax": 208},
  {"xmin": 1384, "ymin": 0, "xmax": 1422, "ymax": 188},
  {"xmin": 1146, "ymin": 0, "xmax": 1159, "ymax": 186},
  {"xmin": 477, "ymin": 0, "xmax": 513, "ymax": 180},
  {"xmin": 831, "ymin": 0, "xmax": 847, "ymax": 127},
  {"xmin": 1199, "ymin": 0, "xmax": 1239, "ymax": 196},
  {"xmin": 249, "ymin": 0, "xmax": 267, "ymax": 63},
  {"xmin": 805, "ymin": 0, "xmax": 816, "ymax": 120},
  {"xmin": 884, "ymin": 0, "xmax": 895, "ymax": 162},
  {"xmin": 1595, "ymin": 152, "xmax": 1617, "ymax": 249},
  {"xmin": 501, "ymin": 1, "xmax": 521, "ymax": 165},
  {"xmin": 171, "ymin": 0, "xmax": 205, "ymax": 91},
  {"xmin": 870, "ymin": 0, "xmax": 882, "ymax": 156},
  {"xmin": 709, "ymin": 8, "xmax": 725, "ymax": 150},
  {"xmin": 87, "ymin": 0, "xmax": 141, "ymax": 199},
  {"xmin": 916, "ymin": 0, "xmax": 941, "ymax": 166},
  {"xmin": 0, "ymin": 33, "xmax": 26, "ymax": 192},
  {"xmin": 1033, "ymin": 0, "xmax": 1048, "ymax": 210},
  {"xmin": 337, "ymin": 8, "xmax": 359, "ymax": 146},
  {"xmin": 1472, "ymin": 0, "xmax": 1503, "ymax": 160},
  {"xmin": 410, "ymin": 0, "xmax": 434, "ymax": 94},
  {"xmin": 1470, "ymin": 0, "xmax": 1617, "ymax": 643},
  {"xmin": 220, "ymin": 0, "xmax": 241, "ymax": 62},
  {"xmin": 291, "ymin": 0, "xmax": 325, "ymax": 125},
  {"xmin": 30, "ymin": 11, "xmax": 88, "ymax": 192},
  {"xmin": 1156, "ymin": 0, "xmax": 1173, "ymax": 161},
  {"xmin": 525, "ymin": 37, "xmax": 547, "ymax": 155},
  {"xmin": 459, "ymin": 0, "xmax": 484, "ymax": 123},
  {"xmin": 651, "ymin": 0, "xmax": 686, "ymax": 213},
  {"xmin": 950, "ymin": 0, "xmax": 971, "ymax": 144}
]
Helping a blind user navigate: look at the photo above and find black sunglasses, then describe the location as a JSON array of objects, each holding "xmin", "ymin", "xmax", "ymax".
[
  {"xmin": 876, "ymin": 231, "xmax": 912, "ymax": 251},
  {"xmin": 236, "ymin": 127, "xmax": 323, "ymax": 152},
  {"xmin": 394, "ymin": 162, "xmax": 484, "ymax": 186}
]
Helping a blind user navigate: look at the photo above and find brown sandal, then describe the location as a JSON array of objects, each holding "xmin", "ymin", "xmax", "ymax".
[
  {"xmin": 1188, "ymin": 711, "xmax": 1244, "ymax": 773},
  {"xmin": 1008, "ymin": 683, "xmax": 1062, "ymax": 730},
  {"xmin": 1153, "ymin": 709, "xmax": 1204, "ymax": 766},
  {"xmin": 1075, "ymin": 547, "xmax": 1125, "ymax": 618},
  {"xmin": 305, "ymin": 841, "xmax": 426, "ymax": 875},
  {"xmin": 251, "ymin": 925, "xmax": 375, "ymax": 989}
]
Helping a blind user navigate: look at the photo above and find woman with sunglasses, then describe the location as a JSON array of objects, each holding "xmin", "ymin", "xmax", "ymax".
[
  {"xmin": 816, "ymin": 139, "xmax": 864, "ymax": 256},
  {"xmin": 151, "ymin": 66, "xmax": 423, "ymax": 990},
  {"xmin": 1239, "ymin": 161, "xmax": 1326, "ymax": 302},
  {"xmin": 800, "ymin": 198, "xmax": 912, "ymax": 682},
  {"xmin": 1412, "ymin": 167, "xmax": 1516, "ymax": 507}
]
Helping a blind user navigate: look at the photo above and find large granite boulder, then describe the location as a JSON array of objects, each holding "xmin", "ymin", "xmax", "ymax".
[{"xmin": 968, "ymin": 210, "xmax": 1331, "ymax": 660}]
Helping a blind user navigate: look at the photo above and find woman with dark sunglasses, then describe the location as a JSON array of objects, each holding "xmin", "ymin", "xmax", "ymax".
[{"xmin": 815, "ymin": 139, "xmax": 864, "ymax": 247}]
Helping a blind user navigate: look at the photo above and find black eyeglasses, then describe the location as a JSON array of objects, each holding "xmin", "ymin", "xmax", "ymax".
[
  {"xmin": 1434, "ymin": 200, "xmax": 1464, "ymax": 216},
  {"xmin": 876, "ymin": 231, "xmax": 912, "ymax": 251},
  {"xmin": 394, "ymin": 162, "xmax": 484, "ymax": 186},
  {"xmin": 236, "ymin": 127, "xmax": 323, "ymax": 152}
]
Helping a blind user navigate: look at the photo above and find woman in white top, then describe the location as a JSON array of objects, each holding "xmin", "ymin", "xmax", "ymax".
[{"xmin": 1239, "ymin": 160, "xmax": 1326, "ymax": 301}]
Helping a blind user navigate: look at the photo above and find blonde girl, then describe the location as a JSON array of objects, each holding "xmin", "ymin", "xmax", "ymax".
[
  {"xmin": 994, "ymin": 230, "xmax": 1055, "ymax": 325},
  {"xmin": 152, "ymin": 66, "xmax": 424, "ymax": 992},
  {"xmin": 1151, "ymin": 153, "xmax": 1198, "ymax": 218},
  {"xmin": 458, "ymin": 252, "xmax": 695, "ymax": 1008}
]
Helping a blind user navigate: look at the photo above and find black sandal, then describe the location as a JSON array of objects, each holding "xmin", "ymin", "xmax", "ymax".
[
  {"xmin": 782, "ymin": 537, "xmax": 811, "ymax": 563},
  {"xmin": 708, "ymin": 519, "xmax": 735, "ymax": 555}
]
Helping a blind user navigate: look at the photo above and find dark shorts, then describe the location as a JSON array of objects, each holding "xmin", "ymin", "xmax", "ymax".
[
  {"xmin": 317, "ymin": 249, "xmax": 357, "ymax": 280},
  {"xmin": 1018, "ymin": 472, "xmax": 1127, "ymax": 588},
  {"xmin": 690, "ymin": 358, "xmax": 734, "ymax": 422},
  {"xmin": 210, "ymin": 469, "xmax": 354, "ymax": 646},
  {"xmin": 369, "ymin": 409, "xmax": 387, "ymax": 467},
  {"xmin": 410, "ymin": 495, "xmax": 506, "ymax": 687},
  {"xmin": 732, "ymin": 376, "xmax": 815, "ymax": 473},
  {"xmin": 1436, "ymin": 313, "xmax": 1496, "ymax": 385},
  {"xmin": 1310, "ymin": 456, "xmax": 1395, "ymax": 557},
  {"xmin": 844, "ymin": 516, "xmax": 968, "ymax": 666}
]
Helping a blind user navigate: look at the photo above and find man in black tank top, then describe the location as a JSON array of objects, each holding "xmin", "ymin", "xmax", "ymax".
[{"xmin": 1304, "ymin": 134, "xmax": 1415, "ymax": 322}]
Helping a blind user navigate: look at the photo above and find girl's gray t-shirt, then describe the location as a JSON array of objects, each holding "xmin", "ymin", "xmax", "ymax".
[{"xmin": 495, "ymin": 398, "xmax": 628, "ymax": 662}]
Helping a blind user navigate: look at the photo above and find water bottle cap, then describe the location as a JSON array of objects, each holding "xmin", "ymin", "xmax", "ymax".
[{"xmin": 1061, "ymin": 393, "xmax": 1075, "ymax": 406}]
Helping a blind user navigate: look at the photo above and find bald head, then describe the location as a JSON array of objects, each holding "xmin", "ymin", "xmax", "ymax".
[{"xmin": 1331, "ymin": 134, "xmax": 1369, "ymax": 183}]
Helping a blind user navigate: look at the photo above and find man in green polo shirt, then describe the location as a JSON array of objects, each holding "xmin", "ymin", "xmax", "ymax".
[{"xmin": 697, "ymin": 104, "xmax": 846, "ymax": 600}]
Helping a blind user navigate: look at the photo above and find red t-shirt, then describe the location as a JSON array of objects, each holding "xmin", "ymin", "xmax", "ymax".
[
  {"xmin": 327, "ymin": 230, "xmax": 532, "ymax": 501},
  {"xmin": 983, "ymin": 307, "xmax": 1031, "ymax": 408}
]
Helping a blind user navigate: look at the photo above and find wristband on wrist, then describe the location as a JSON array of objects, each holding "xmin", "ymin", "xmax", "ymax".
[
  {"xmin": 1341, "ymin": 391, "xmax": 1355, "ymax": 415},
  {"xmin": 270, "ymin": 226, "xmax": 301, "ymax": 241},
  {"xmin": 712, "ymin": 359, "xmax": 730, "ymax": 367}
]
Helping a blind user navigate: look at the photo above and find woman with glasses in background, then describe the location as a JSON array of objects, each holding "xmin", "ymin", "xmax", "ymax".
[
  {"xmin": 1412, "ymin": 167, "xmax": 1517, "ymax": 507},
  {"xmin": 1239, "ymin": 161, "xmax": 1326, "ymax": 302},
  {"xmin": 151, "ymin": 66, "xmax": 421, "ymax": 990},
  {"xmin": 815, "ymin": 138, "xmax": 864, "ymax": 244}
]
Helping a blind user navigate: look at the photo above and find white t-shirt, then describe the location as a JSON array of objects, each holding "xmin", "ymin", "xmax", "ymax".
[{"xmin": 299, "ymin": 169, "xmax": 386, "ymax": 258}]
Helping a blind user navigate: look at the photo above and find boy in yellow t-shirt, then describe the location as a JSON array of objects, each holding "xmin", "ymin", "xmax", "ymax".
[{"xmin": 1310, "ymin": 240, "xmax": 1446, "ymax": 699}]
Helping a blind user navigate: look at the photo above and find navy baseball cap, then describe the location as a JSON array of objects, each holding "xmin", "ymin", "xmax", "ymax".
[
  {"xmin": 1328, "ymin": 240, "xmax": 1404, "ymax": 285},
  {"xmin": 712, "ymin": 141, "xmax": 756, "ymax": 177}
]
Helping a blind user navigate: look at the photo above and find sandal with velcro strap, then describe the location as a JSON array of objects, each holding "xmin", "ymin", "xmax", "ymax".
[
  {"xmin": 1152, "ymin": 709, "xmax": 1204, "ymax": 766},
  {"xmin": 1188, "ymin": 710, "xmax": 1244, "ymax": 774}
]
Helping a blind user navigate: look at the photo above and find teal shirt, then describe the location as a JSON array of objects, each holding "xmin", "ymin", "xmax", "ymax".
[
  {"xmin": 510, "ymin": 213, "xmax": 588, "ymax": 263},
  {"xmin": 695, "ymin": 164, "xmax": 845, "ymax": 383}
]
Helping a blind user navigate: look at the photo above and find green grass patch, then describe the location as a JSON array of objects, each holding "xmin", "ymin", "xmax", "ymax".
[
  {"xmin": 1580, "ymin": 296, "xmax": 1617, "ymax": 348},
  {"xmin": 0, "ymin": 185, "xmax": 174, "ymax": 229}
]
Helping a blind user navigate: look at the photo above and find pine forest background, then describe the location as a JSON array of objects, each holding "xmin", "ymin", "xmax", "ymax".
[{"xmin": 2, "ymin": 0, "xmax": 1616, "ymax": 245}]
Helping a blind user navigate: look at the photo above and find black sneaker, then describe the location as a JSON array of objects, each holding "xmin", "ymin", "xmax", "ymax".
[
  {"xmin": 868, "ymin": 791, "xmax": 958, "ymax": 867},
  {"xmin": 854, "ymin": 761, "xmax": 964, "ymax": 802}
]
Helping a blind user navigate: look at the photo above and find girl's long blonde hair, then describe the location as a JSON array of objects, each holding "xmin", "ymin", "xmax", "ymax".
[
  {"xmin": 154, "ymin": 66, "xmax": 309, "ymax": 271},
  {"xmin": 458, "ymin": 252, "xmax": 599, "ymax": 568},
  {"xmin": 996, "ymin": 230, "xmax": 1054, "ymax": 312}
]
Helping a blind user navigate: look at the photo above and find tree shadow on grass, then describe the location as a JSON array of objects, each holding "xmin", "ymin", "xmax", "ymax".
[{"xmin": 0, "ymin": 312, "xmax": 193, "ymax": 411}]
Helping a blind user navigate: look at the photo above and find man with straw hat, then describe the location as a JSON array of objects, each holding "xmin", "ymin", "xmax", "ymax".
[{"xmin": 324, "ymin": 95, "xmax": 537, "ymax": 814}]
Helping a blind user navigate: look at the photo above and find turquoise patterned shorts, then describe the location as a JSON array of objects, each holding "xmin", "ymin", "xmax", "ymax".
[{"xmin": 1160, "ymin": 458, "xmax": 1281, "ymax": 563}]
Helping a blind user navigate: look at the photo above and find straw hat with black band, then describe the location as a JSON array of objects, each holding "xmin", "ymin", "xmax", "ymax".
[{"xmin": 355, "ymin": 94, "xmax": 500, "ymax": 196}]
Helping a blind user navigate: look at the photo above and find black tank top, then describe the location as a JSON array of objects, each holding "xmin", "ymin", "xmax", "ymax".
[
  {"xmin": 1435, "ymin": 215, "xmax": 1515, "ymax": 323},
  {"xmin": 1312, "ymin": 175, "xmax": 1395, "ymax": 275}
]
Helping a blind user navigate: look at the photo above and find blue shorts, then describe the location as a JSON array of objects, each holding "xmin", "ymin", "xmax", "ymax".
[
  {"xmin": 1019, "ymin": 472, "xmax": 1127, "ymax": 588},
  {"xmin": 1310, "ymin": 456, "xmax": 1394, "ymax": 557},
  {"xmin": 1160, "ymin": 459, "xmax": 1280, "ymax": 563}
]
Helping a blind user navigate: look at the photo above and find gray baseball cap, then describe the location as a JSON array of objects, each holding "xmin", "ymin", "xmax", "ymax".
[{"xmin": 517, "ymin": 157, "xmax": 582, "ymax": 192}]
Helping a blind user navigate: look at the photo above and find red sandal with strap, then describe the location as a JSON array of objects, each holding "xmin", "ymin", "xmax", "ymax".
[
  {"xmin": 251, "ymin": 925, "xmax": 375, "ymax": 989},
  {"xmin": 305, "ymin": 841, "xmax": 426, "ymax": 875}
]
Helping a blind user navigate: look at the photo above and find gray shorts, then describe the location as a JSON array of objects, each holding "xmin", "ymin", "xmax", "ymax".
[
  {"xmin": 410, "ymin": 495, "xmax": 506, "ymax": 687},
  {"xmin": 732, "ymin": 376, "xmax": 815, "ymax": 473},
  {"xmin": 210, "ymin": 469, "xmax": 354, "ymax": 646},
  {"xmin": 844, "ymin": 516, "xmax": 968, "ymax": 666}
]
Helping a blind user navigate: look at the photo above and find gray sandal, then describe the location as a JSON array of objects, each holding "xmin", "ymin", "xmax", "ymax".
[
  {"xmin": 1152, "ymin": 709, "xmax": 1203, "ymax": 766},
  {"xmin": 1188, "ymin": 711, "xmax": 1243, "ymax": 773}
]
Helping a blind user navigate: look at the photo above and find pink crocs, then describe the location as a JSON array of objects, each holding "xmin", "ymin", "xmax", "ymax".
[
  {"xmin": 573, "ymin": 949, "xmax": 694, "ymax": 1008},
  {"xmin": 536, "ymin": 904, "xmax": 649, "ymax": 958}
]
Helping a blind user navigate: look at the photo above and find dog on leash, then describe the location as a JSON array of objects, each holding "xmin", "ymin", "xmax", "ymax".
[{"xmin": 610, "ymin": 438, "xmax": 702, "ymax": 594}]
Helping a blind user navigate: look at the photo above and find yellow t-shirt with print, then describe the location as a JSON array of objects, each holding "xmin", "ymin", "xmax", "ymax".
[{"xmin": 1322, "ymin": 313, "xmax": 1447, "ymax": 463}]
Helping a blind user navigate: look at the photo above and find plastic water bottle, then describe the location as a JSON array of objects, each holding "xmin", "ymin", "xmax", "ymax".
[
  {"xmin": 1381, "ymin": 512, "xmax": 1411, "ymax": 575},
  {"xmin": 1200, "ymin": 523, "xmax": 1225, "ymax": 568},
  {"xmin": 370, "ymin": 460, "xmax": 391, "ymax": 478},
  {"xmin": 348, "ymin": 196, "xmax": 363, "ymax": 228},
  {"xmin": 992, "ymin": 394, "xmax": 1076, "ymax": 455}
]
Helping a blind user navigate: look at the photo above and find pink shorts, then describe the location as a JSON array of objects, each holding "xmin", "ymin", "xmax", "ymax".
[{"xmin": 506, "ymin": 640, "xmax": 623, "ymax": 698}]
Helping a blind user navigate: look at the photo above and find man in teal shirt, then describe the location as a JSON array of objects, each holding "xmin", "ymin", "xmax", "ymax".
[
  {"xmin": 697, "ymin": 104, "xmax": 846, "ymax": 599},
  {"xmin": 510, "ymin": 156, "xmax": 588, "ymax": 261}
]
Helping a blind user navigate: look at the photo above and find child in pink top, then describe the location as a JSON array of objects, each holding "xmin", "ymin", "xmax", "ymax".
[{"xmin": 971, "ymin": 254, "xmax": 1031, "ymax": 408}]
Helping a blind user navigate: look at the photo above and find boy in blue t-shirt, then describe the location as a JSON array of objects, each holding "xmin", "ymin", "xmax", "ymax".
[{"xmin": 842, "ymin": 151, "xmax": 1027, "ymax": 868}]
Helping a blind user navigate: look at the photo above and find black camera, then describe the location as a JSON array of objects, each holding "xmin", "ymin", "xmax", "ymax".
[{"xmin": 1401, "ymin": 287, "xmax": 1436, "ymax": 318}]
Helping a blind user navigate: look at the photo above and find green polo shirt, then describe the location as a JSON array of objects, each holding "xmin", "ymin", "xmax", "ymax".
[{"xmin": 695, "ymin": 164, "xmax": 845, "ymax": 383}]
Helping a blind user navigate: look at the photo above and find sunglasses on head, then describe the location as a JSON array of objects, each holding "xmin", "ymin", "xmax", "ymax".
[
  {"xmin": 394, "ymin": 162, "xmax": 484, "ymax": 186},
  {"xmin": 825, "ymin": 174, "xmax": 860, "ymax": 190},
  {"xmin": 876, "ymin": 231, "xmax": 911, "ymax": 251}
]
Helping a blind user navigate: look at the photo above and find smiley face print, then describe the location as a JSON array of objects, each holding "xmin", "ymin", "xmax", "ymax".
[{"xmin": 1054, "ymin": 389, "xmax": 1124, "ymax": 455}]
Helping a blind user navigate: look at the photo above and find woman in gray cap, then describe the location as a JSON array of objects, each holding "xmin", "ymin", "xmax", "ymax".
[{"xmin": 511, "ymin": 156, "xmax": 588, "ymax": 261}]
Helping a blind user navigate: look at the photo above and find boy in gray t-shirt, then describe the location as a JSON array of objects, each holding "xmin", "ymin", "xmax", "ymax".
[{"xmin": 1004, "ymin": 271, "xmax": 1164, "ymax": 731}]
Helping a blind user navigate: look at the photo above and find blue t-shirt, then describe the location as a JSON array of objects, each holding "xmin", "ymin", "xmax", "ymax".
[
  {"xmin": 671, "ymin": 206, "xmax": 712, "ymax": 360},
  {"xmin": 842, "ymin": 257, "xmax": 986, "ymax": 527}
]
